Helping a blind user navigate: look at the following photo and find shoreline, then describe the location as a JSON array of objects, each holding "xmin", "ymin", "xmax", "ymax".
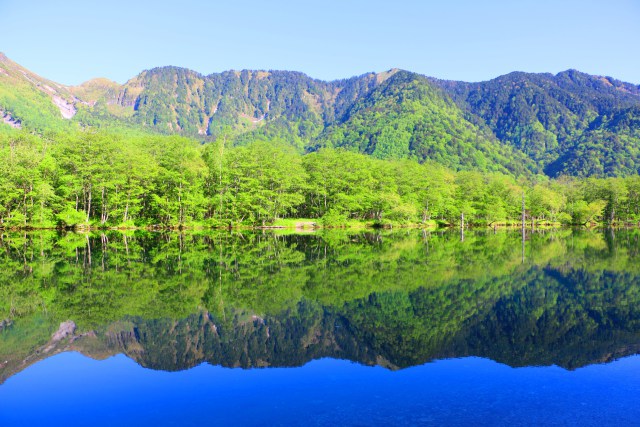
[{"xmin": 0, "ymin": 221, "xmax": 638, "ymax": 233}]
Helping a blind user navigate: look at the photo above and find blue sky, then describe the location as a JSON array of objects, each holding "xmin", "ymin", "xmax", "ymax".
[{"xmin": 1, "ymin": 0, "xmax": 638, "ymax": 85}]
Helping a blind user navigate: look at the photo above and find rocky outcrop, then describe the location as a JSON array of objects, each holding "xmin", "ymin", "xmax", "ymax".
[
  {"xmin": 1, "ymin": 110, "xmax": 22, "ymax": 129},
  {"xmin": 51, "ymin": 321, "xmax": 76, "ymax": 342},
  {"xmin": 52, "ymin": 95, "xmax": 76, "ymax": 119},
  {"xmin": 0, "ymin": 53, "xmax": 78, "ymax": 120}
]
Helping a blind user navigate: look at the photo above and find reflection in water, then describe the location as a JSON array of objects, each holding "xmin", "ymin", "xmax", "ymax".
[{"xmin": 1, "ymin": 229, "xmax": 640, "ymax": 383}]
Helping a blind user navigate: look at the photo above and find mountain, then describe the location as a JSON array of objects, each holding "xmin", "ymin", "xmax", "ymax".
[
  {"xmin": 433, "ymin": 70, "xmax": 640, "ymax": 175},
  {"xmin": 122, "ymin": 66, "xmax": 339, "ymax": 142},
  {"xmin": 0, "ymin": 53, "xmax": 76, "ymax": 131},
  {"xmin": 316, "ymin": 70, "xmax": 535, "ymax": 175},
  {"xmin": 1, "ymin": 53, "xmax": 640, "ymax": 177}
]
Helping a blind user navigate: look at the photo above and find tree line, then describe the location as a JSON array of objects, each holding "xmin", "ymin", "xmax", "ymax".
[{"xmin": 1, "ymin": 129, "xmax": 639, "ymax": 229}]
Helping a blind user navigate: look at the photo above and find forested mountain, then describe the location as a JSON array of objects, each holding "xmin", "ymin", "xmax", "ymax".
[
  {"xmin": 122, "ymin": 67, "xmax": 330, "ymax": 140},
  {"xmin": 552, "ymin": 106, "xmax": 640, "ymax": 176},
  {"xmin": 2, "ymin": 52, "xmax": 640, "ymax": 177},
  {"xmin": 316, "ymin": 71, "xmax": 536, "ymax": 175},
  {"xmin": 433, "ymin": 70, "xmax": 640, "ymax": 175}
]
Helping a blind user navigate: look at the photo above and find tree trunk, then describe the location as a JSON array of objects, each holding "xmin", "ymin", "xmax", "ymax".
[{"xmin": 86, "ymin": 184, "xmax": 92, "ymax": 223}]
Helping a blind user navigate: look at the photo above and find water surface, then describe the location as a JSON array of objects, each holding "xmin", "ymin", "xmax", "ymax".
[{"xmin": 1, "ymin": 229, "xmax": 639, "ymax": 425}]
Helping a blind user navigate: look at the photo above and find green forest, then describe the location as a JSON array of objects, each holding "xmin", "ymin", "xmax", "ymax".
[{"xmin": 0, "ymin": 128, "xmax": 639, "ymax": 230}]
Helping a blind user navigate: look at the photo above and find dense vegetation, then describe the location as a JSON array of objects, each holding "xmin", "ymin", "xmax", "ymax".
[
  {"xmin": 3, "ymin": 53, "xmax": 640, "ymax": 179},
  {"xmin": 2, "ymin": 229, "xmax": 640, "ymax": 381},
  {"xmin": 1, "ymin": 128, "xmax": 640, "ymax": 229},
  {"xmin": 318, "ymin": 71, "xmax": 535, "ymax": 174},
  {"xmin": 435, "ymin": 69, "xmax": 640, "ymax": 176}
]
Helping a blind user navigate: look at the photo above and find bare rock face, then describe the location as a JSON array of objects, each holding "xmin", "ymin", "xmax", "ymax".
[
  {"xmin": 52, "ymin": 95, "xmax": 77, "ymax": 119},
  {"xmin": 51, "ymin": 321, "xmax": 77, "ymax": 342}
]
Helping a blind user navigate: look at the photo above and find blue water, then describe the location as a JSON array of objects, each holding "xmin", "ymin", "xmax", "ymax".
[{"xmin": 1, "ymin": 352, "xmax": 639, "ymax": 426}]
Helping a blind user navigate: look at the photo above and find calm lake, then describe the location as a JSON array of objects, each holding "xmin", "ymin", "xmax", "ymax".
[{"xmin": 1, "ymin": 229, "xmax": 640, "ymax": 426}]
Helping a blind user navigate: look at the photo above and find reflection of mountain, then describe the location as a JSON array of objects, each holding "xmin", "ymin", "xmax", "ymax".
[
  {"xmin": 101, "ymin": 306, "xmax": 384, "ymax": 371},
  {"xmin": 2, "ymin": 230, "xmax": 640, "ymax": 383},
  {"xmin": 5, "ymin": 265, "xmax": 640, "ymax": 382},
  {"xmin": 66, "ymin": 264, "xmax": 640, "ymax": 373}
]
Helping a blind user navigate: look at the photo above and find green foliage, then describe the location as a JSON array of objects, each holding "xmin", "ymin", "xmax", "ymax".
[
  {"xmin": 203, "ymin": 139, "xmax": 307, "ymax": 225},
  {"xmin": 553, "ymin": 107, "xmax": 640, "ymax": 176},
  {"xmin": 2, "ymin": 127, "xmax": 640, "ymax": 228}
]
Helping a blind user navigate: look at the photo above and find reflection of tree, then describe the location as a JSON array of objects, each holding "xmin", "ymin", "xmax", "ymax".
[{"xmin": 1, "ymin": 229, "xmax": 640, "ymax": 378}]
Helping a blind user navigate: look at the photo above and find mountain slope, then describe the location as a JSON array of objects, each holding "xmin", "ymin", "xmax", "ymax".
[
  {"xmin": 433, "ymin": 70, "xmax": 640, "ymax": 174},
  {"xmin": 549, "ymin": 106, "xmax": 640, "ymax": 176},
  {"xmin": 0, "ymin": 53, "xmax": 77, "ymax": 131},
  {"xmin": 126, "ymin": 67, "xmax": 333, "ymax": 139},
  {"xmin": 114, "ymin": 66, "xmax": 395, "ymax": 148},
  {"xmin": 317, "ymin": 71, "xmax": 537, "ymax": 174}
]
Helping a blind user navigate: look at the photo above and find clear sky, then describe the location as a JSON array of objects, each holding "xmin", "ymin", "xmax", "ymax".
[{"xmin": 1, "ymin": 0, "xmax": 638, "ymax": 86}]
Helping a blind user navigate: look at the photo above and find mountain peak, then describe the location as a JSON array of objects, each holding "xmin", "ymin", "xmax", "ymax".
[{"xmin": 375, "ymin": 68, "xmax": 402, "ymax": 83}]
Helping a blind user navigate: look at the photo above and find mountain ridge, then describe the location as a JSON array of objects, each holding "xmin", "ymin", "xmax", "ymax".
[{"xmin": 2, "ymin": 52, "xmax": 640, "ymax": 177}]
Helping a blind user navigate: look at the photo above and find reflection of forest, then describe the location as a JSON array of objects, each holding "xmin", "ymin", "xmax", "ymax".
[{"xmin": 1, "ymin": 229, "xmax": 640, "ymax": 382}]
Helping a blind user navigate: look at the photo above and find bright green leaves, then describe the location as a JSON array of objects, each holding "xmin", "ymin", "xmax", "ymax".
[
  {"xmin": 0, "ymin": 127, "xmax": 639, "ymax": 229},
  {"xmin": 204, "ymin": 140, "xmax": 306, "ymax": 226},
  {"xmin": 0, "ymin": 132, "xmax": 57, "ymax": 227}
]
